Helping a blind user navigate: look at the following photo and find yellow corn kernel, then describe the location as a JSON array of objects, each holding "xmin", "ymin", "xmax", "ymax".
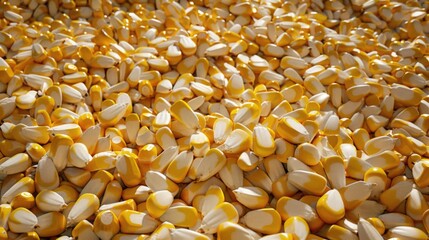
[
  {"xmin": 192, "ymin": 148, "xmax": 226, "ymax": 182},
  {"xmin": 379, "ymin": 180, "xmax": 413, "ymax": 212},
  {"xmin": 0, "ymin": 65, "xmax": 14, "ymax": 84},
  {"xmin": 88, "ymin": 84, "xmax": 102, "ymax": 112},
  {"xmin": 422, "ymin": 209, "xmax": 429, "ymax": 234},
  {"xmin": 35, "ymin": 211, "xmax": 66, "ymax": 237},
  {"xmin": 48, "ymin": 133, "xmax": 74, "ymax": 172},
  {"xmin": 0, "ymin": 227, "xmax": 6, "ymax": 240},
  {"xmin": 391, "ymin": 118, "xmax": 425, "ymax": 138},
  {"xmin": 34, "ymin": 156, "xmax": 59, "ymax": 193},
  {"xmin": 325, "ymin": 225, "xmax": 358, "ymax": 240},
  {"xmin": 50, "ymin": 108, "xmax": 79, "ymax": 123},
  {"xmin": 241, "ymin": 208, "xmax": 282, "ymax": 234},
  {"xmin": 158, "ymin": 205, "xmax": 199, "ymax": 228},
  {"xmin": 10, "ymin": 192, "xmax": 35, "ymax": 209},
  {"xmin": 277, "ymin": 117, "xmax": 310, "ymax": 144},
  {"xmin": 365, "ymin": 217, "xmax": 385, "ymax": 235},
  {"xmin": 165, "ymin": 150, "xmax": 193, "ymax": 183},
  {"xmin": 1, "ymin": 175, "xmax": 34, "ymax": 205},
  {"xmin": 155, "ymin": 126, "xmax": 177, "ymax": 151},
  {"xmin": 226, "ymin": 74, "xmax": 245, "ymax": 99},
  {"xmin": 305, "ymin": 234, "xmax": 325, "ymax": 240},
  {"xmin": 409, "ymin": 137, "xmax": 427, "ymax": 155},
  {"xmin": 8, "ymin": 207, "xmax": 38, "ymax": 233},
  {"xmin": 16, "ymin": 231, "xmax": 40, "ymax": 240},
  {"xmin": 237, "ymin": 151, "xmax": 259, "ymax": 172},
  {"xmin": 146, "ymin": 190, "xmax": 174, "ymax": 218},
  {"xmin": 244, "ymin": 168, "xmax": 273, "ymax": 194},
  {"xmin": 146, "ymin": 221, "xmax": 173, "ymax": 239},
  {"xmin": 35, "ymin": 190, "xmax": 67, "ymax": 212},
  {"xmin": 145, "ymin": 168, "xmax": 179, "ymax": 195},
  {"xmin": 1, "ymin": 122, "xmax": 15, "ymax": 140},
  {"xmin": 273, "ymin": 138, "xmax": 295, "ymax": 161},
  {"xmin": 262, "ymin": 155, "xmax": 285, "ymax": 183},
  {"xmin": 121, "ymin": 185, "xmax": 151, "ymax": 204},
  {"xmin": 358, "ymin": 219, "xmax": 385, "ymax": 240},
  {"xmin": 386, "ymin": 226, "xmax": 427, "ymax": 240},
  {"xmin": 272, "ymin": 174, "xmax": 299, "ymax": 199},
  {"xmin": 364, "ymin": 167, "xmax": 389, "ymax": 198},
  {"xmin": 98, "ymin": 180, "xmax": 123, "ymax": 205},
  {"xmin": 195, "ymin": 185, "xmax": 223, "ymax": 216},
  {"xmin": 16, "ymin": 90, "xmax": 37, "ymax": 109},
  {"xmin": 152, "ymin": 109, "xmax": 171, "ymax": 129},
  {"xmin": 192, "ymin": 194, "xmax": 205, "ymax": 214},
  {"xmin": 66, "ymin": 193, "xmax": 100, "ymax": 227},
  {"xmin": 71, "ymin": 219, "xmax": 99, "ymax": 240},
  {"xmin": 288, "ymin": 170, "xmax": 327, "ymax": 196},
  {"xmin": 147, "ymin": 58, "xmax": 169, "ymax": 72},
  {"xmin": 365, "ymin": 151, "xmax": 400, "ymax": 170},
  {"xmin": 217, "ymin": 221, "xmax": 260, "ymax": 240},
  {"xmin": 294, "ymin": 143, "xmax": 320, "ymax": 166},
  {"xmin": 150, "ymin": 145, "xmax": 178, "ymax": 173},
  {"xmin": 260, "ymin": 233, "xmax": 295, "ymax": 240},
  {"xmin": 99, "ymin": 199, "xmax": 137, "ymax": 219},
  {"xmin": 379, "ymin": 213, "xmax": 415, "ymax": 229},
  {"xmin": 31, "ymin": 111, "xmax": 50, "ymax": 129},
  {"xmin": 189, "ymin": 131, "xmax": 210, "ymax": 157},
  {"xmin": 232, "ymin": 186, "xmax": 269, "ymax": 210},
  {"xmin": 217, "ymin": 129, "xmax": 251, "ymax": 154},
  {"xmin": 54, "ymin": 184, "xmax": 79, "ymax": 204},
  {"xmin": 98, "ymin": 103, "xmax": 128, "ymax": 127},
  {"xmin": 338, "ymin": 181, "xmax": 373, "ymax": 211},
  {"xmin": 337, "ymin": 100, "xmax": 364, "ymax": 119},
  {"xmin": 252, "ymin": 125, "xmax": 276, "ymax": 157},
  {"xmin": 137, "ymin": 144, "xmax": 157, "ymax": 164},
  {"xmin": 177, "ymin": 35, "xmax": 196, "ymax": 56},
  {"xmin": 346, "ymin": 156, "xmax": 372, "ymax": 180},
  {"xmin": 68, "ymin": 142, "xmax": 92, "ymax": 168},
  {"xmin": 280, "ymin": 56, "xmax": 309, "ymax": 70},
  {"xmin": 390, "ymin": 84, "xmax": 423, "ymax": 106},
  {"xmin": 169, "ymin": 228, "xmax": 209, "ymax": 240},
  {"xmin": 213, "ymin": 117, "xmax": 233, "ymax": 145},
  {"xmin": 118, "ymin": 210, "xmax": 159, "ymax": 234},
  {"xmin": 93, "ymin": 210, "xmax": 120, "ymax": 240},
  {"xmin": 0, "ymin": 204, "xmax": 11, "ymax": 230},
  {"xmin": 283, "ymin": 216, "xmax": 310, "ymax": 240},
  {"xmin": 89, "ymin": 55, "xmax": 115, "ymax": 68},
  {"xmin": 115, "ymin": 153, "xmax": 141, "ymax": 187},
  {"xmin": 316, "ymin": 189, "xmax": 345, "ymax": 224},
  {"xmin": 33, "ymin": 95, "xmax": 55, "ymax": 115},
  {"xmin": 0, "ymin": 153, "xmax": 31, "ymax": 175},
  {"xmin": 276, "ymin": 196, "xmax": 323, "ymax": 232},
  {"xmin": 413, "ymin": 159, "xmax": 429, "ymax": 187},
  {"xmin": 85, "ymin": 151, "xmax": 117, "ymax": 172},
  {"xmin": 200, "ymin": 202, "xmax": 238, "ymax": 234},
  {"xmin": 77, "ymin": 112, "xmax": 95, "ymax": 131},
  {"xmin": 303, "ymin": 75, "xmax": 326, "ymax": 95},
  {"xmin": 233, "ymin": 102, "xmax": 261, "ymax": 127},
  {"xmin": 363, "ymin": 136, "xmax": 395, "ymax": 156},
  {"xmin": 25, "ymin": 143, "xmax": 46, "ymax": 163},
  {"xmin": 80, "ymin": 170, "xmax": 114, "ymax": 197},
  {"xmin": 323, "ymin": 155, "xmax": 346, "ymax": 189},
  {"xmin": 0, "ymin": 140, "xmax": 26, "ymax": 158},
  {"xmin": 280, "ymin": 84, "xmax": 304, "ymax": 104},
  {"xmin": 4, "ymin": 0, "xmax": 429, "ymax": 238},
  {"xmin": 77, "ymin": 125, "xmax": 100, "ymax": 154},
  {"xmin": 8, "ymin": 124, "xmax": 28, "ymax": 144},
  {"xmin": 59, "ymin": 84, "xmax": 83, "ymax": 104}
]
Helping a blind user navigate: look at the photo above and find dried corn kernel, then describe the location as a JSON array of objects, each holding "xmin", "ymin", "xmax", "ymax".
[{"xmin": 0, "ymin": 0, "xmax": 429, "ymax": 238}]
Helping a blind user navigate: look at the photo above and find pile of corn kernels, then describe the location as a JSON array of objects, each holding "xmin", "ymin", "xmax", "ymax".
[{"xmin": 0, "ymin": 0, "xmax": 429, "ymax": 239}]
